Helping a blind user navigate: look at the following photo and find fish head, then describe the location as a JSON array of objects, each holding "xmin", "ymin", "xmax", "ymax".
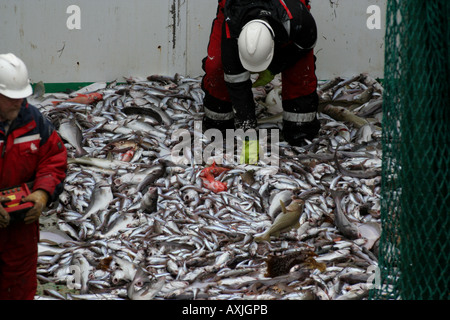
[
  {"xmin": 111, "ymin": 270, "xmax": 126, "ymax": 285},
  {"xmin": 81, "ymin": 92, "xmax": 103, "ymax": 103},
  {"xmin": 107, "ymin": 139, "xmax": 139, "ymax": 151},
  {"xmin": 287, "ymin": 198, "xmax": 305, "ymax": 212},
  {"xmin": 348, "ymin": 226, "xmax": 361, "ymax": 239},
  {"xmin": 93, "ymin": 92, "xmax": 103, "ymax": 99},
  {"xmin": 128, "ymin": 269, "xmax": 165, "ymax": 300},
  {"xmin": 183, "ymin": 189, "xmax": 198, "ymax": 202},
  {"xmin": 145, "ymin": 187, "xmax": 158, "ymax": 197}
]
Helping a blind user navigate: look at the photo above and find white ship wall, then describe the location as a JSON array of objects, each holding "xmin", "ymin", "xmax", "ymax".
[{"xmin": 0, "ymin": 0, "xmax": 386, "ymax": 84}]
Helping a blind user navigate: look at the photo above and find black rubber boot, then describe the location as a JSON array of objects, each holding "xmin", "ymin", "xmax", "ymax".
[
  {"xmin": 282, "ymin": 117, "xmax": 320, "ymax": 146},
  {"xmin": 202, "ymin": 116, "xmax": 235, "ymax": 136}
]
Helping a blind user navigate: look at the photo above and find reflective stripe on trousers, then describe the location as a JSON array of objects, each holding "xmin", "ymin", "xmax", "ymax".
[
  {"xmin": 283, "ymin": 111, "xmax": 316, "ymax": 123},
  {"xmin": 224, "ymin": 71, "xmax": 251, "ymax": 84},
  {"xmin": 204, "ymin": 106, "xmax": 234, "ymax": 121}
]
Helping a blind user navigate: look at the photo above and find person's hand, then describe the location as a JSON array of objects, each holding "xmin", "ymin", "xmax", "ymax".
[
  {"xmin": 23, "ymin": 190, "xmax": 49, "ymax": 224},
  {"xmin": 0, "ymin": 197, "xmax": 11, "ymax": 228},
  {"xmin": 252, "ymin": 69, "xmax": 275, "ymax": 88}
]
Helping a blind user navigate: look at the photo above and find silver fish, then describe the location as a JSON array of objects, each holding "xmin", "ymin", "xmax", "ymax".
[
  {"xmin": 72, "ymin": 253, "xmax": 92, "ymax": 294},
  {"xmin": 113, "ymin": 256, "xmax": 138, "ymax": 282},
  {"xmin": 101, "ymin": 212, "xmax": 137, "ymax": 239},
  {"xmin": 127, "ymin": 268, "xmax": 165, "ymax": 300},
  {"xmin": 354, "ymin": 123, "xmax": 374, "ymax": 144},
  {"xmin": 67, "ymin": 157, "xmax": 136, "ymax": 170},
  {"xmin": 330, "ymin": 189, "xmax": 360, "ymax": 239},
  {"xmin": 334, "ymin": 151, "xmax": 380, "ymax": 179},
  {"xmin": 356, "ymin": 220, "xmax": 381, "ymax": 250},
  {"xmin": 35, "ymin": 73, "xmax": 384, "ymax": 301},
  {"xmin": 28, "ymin": 81, "xmax": 46, "ymax": 104},
  {"xmin": 136, "ymin": 162, "xmax": 166, "ymax": 192},
  {"xmin": 268, "ymin": 190, "xmax": 293, "ymax": 220},
  {"xmin": 72, "ymin": 82, "xmax": 107, "ymax": 95},
  {"xmin": 59, "ymin": 118, "xmax": 88, "ymax": 157},
  {"xmin": 39, "ymin": 229, "xmax": 78, "ymax": 246},
  {"xmin": 79, "ymin": 183, "xmax": 113, "ymax": 221},
  {"xmin": 141, "ymin": 187, "xmax": 158, "ymax": 213}
]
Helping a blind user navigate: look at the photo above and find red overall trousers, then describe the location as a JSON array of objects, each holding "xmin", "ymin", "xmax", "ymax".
[{"xmin": 0, "ymin": 222, "xmax": 39, "ymax": 300}]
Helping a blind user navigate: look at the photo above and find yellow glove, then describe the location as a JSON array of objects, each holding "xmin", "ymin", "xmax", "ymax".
[
  {"xmin": 252, "ymin": 69, "xmax": 275, "ymax": 88},
  {"xmin": 23, "ymin": 189, "xmax": 49, "ymax": 224},
  {"xmin": 0, "ymin": 197, "xmax": 11, "ymax": 228},
  {"xmin": 240, "ymin": 140, "xmax": 259, "ymax": 165}
]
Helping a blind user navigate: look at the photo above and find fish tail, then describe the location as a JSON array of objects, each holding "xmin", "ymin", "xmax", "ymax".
[
  {"xmin": 75, "ymin": 148, "xmax": 89, "ymax": 158},
  {"xmin": 254, "ymin": 232, "xmax": 270, "ymax": 243}
]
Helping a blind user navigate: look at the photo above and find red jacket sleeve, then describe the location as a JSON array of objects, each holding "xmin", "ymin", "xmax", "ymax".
[{"xmin": 33, "ymin": 130, "xmax": 67, "ymax": 201}]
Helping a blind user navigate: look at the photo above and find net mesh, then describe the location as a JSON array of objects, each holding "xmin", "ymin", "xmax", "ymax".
[{"xmin": 369, "ymin": 0, "xmax": 449, "ymax": 300}]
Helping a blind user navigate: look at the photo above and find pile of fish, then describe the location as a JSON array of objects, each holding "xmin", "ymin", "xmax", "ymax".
[{"xmin": 31, "ymin": 72, "xmax": 384, "ymax": 300}]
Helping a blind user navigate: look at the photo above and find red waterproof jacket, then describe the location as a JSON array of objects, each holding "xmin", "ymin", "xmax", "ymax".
[{"xmin": 0, "ymin": 100, "xmax": 67, "ymax": 200}]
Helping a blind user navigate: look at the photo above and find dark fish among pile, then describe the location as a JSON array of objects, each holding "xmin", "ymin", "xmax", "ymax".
[{"xmin": 33, "ymin": 73, "xmax": 383, "ymax": 300}]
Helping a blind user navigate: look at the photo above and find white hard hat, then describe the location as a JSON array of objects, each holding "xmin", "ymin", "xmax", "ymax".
[
  {"xmin": 238, "ymin": 19, "xmax": 274, "ymax": 73},
  {"xmin": 0, "ymin": 53, "xmax": 33, "ymax": 99}
]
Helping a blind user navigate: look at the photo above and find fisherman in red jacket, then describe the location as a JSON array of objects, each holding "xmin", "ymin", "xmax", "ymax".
[
  {"xmin": 0, "ymin": 53, "xmax": 67, "ymax": 300},
  {"xmin": 202, "ymin": 0, "xmax": 319, "ymax": 162}
]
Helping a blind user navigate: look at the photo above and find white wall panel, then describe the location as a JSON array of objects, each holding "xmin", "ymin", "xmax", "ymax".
[
  {"xmin": 0, "ymin": 0, "xmax": 386, "ymax": 84},
  {"xmin": 312, "ymin": 0, "xmax": 386, "ymax": 79}
]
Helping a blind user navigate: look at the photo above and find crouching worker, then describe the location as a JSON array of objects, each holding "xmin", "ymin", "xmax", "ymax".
[{"xmin": 201, "ymin": 0, "xmax": 320, "ymax": 163}]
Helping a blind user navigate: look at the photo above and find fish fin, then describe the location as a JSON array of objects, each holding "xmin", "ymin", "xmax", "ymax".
[
  {"xmin": 280, "ymin": 199, "xmax": 287, "ymax": 214},
  {"xmin": 330, "ymin": 188, "xmax": 346, "ymax": 200},
  {"xmin": 106, "ymin": 151, "xmax": 114, "ymax": 161},
  {"xmin": 304, "ymin": 257, "xmax": 327, "ymax": 272}
]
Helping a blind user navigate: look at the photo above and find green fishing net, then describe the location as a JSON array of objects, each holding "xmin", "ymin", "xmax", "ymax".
[{"xmin": 370, "ymin": 0, "xmax": 449, "ymax": 300}]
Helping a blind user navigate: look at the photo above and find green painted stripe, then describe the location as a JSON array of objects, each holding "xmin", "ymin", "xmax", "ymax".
[
  {"xmin": 32, "ymin": 79, "xmax": 384, "ymax": 94},
  {"xmin": 32, "ymin": 82, "xmax": 95, "ymax": 94}
]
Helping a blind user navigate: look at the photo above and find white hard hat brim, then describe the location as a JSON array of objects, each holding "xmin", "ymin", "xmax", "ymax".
[
  {"xmin": 239, "ymin": 50, "xmax": 273, "ymax": 73},
  {"xmin": 0, "ymin": 84, "xmax": 33, "ymax": 99}
]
